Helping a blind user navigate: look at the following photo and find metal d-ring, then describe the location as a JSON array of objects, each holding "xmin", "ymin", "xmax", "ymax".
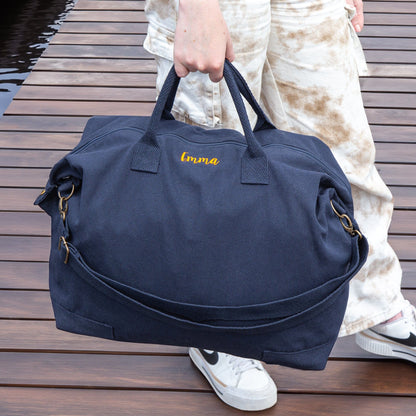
[{"xmin": 58, "ymin": 184, "xmax": 75, "ymax": 201}]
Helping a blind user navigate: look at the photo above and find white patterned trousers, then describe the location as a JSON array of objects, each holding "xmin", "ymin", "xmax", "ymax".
[{"xmin": 144, "ymin": 0, "xmax": 405, "ymax": 336}]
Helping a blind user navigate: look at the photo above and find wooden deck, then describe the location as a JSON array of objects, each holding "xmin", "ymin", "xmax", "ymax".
[{"xmin": 1, "ymin": 0, "xmax": 415, "ymax": 414}]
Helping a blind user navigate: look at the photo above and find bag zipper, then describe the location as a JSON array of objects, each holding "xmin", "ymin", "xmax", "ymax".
[{"xmin": 70, "ymin": 126, "xmax": 350, "ymax": 190}]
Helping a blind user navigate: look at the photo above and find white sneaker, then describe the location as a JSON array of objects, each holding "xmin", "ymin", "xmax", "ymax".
[
  {"xmin": 356, "ymin": 300, "xmax": 416, "ymax": 363},
  {"xmin": 189, "ymin": 348, "xmax": 277, "ymax": 411}
]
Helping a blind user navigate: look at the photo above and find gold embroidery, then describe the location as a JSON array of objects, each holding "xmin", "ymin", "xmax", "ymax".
[{"xmin": 181, "ymin": 152, "xmax": 219, "ymax": 166}]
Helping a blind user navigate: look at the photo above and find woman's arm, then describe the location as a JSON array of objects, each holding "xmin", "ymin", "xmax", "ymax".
[{"xmin": 174, "ymin": 0, "xmax": 235, "ymax": 82}]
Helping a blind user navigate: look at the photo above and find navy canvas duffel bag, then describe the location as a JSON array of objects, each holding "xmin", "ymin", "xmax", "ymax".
[{"xmin": 35, "ymin": 60, "xmax": 368, "ymax": 370}]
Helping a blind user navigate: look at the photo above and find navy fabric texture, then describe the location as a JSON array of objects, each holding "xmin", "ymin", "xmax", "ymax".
[{"xmin": 35, "ymin": 61, "xmax": 368, "ymax": 370}]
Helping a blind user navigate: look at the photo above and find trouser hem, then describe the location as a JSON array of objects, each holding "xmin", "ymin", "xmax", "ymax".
[{"xmin": 338, "ymin": 297, "xmax": 406, "ymax": 337}]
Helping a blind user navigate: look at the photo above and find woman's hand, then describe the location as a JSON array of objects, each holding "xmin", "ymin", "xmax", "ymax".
[
  {"xmin": 174, "ymin": 0, "xmax": 235, "ymax": 82},
  {"xmin": 346, "ymin": 0, "xmax": 364, "ymax": 32}
]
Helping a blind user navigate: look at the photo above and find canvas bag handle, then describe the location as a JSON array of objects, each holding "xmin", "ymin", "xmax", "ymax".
[
  {"xmin": 164, "ymin": 60, "xmax": 274, "ymax": 133},
  {"xmin": 130, "ymin": 59, "xmax": 270, "ymax": 184}
]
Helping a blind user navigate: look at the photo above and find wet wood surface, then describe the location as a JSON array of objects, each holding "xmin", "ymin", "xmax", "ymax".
[{"xmin": 0, "ymin": 0, "xmax": 415, "ymax": 414}]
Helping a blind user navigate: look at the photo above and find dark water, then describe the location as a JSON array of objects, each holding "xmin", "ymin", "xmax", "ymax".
[{"xmin": 0, "ymin": 0, "xmax": 75, "ymax": 116}]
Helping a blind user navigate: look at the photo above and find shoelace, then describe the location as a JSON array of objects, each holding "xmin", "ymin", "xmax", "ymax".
[{"xmin": 226, "ymin": 354, "xmax": 260, "ymax": 376}]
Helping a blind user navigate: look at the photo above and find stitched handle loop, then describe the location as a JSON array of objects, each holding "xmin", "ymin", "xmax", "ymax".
[{"xmin": 130, "ymin": 60, "xmax": 272, "ymax": 185}]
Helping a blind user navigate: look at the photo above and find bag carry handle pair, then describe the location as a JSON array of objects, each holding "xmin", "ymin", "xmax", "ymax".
[{"xmin": 130, "ymin": 59, "xmax": 273, "ymax": 184}]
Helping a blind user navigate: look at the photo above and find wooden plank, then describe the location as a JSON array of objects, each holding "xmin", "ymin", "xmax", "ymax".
[
  {"xmin": 59, "ymin": 21, "xmax": 149, "ymax": 34},
  {"xmin": 363, "ymin": 92, "xmax": 416, "ymax": 109},
  {"xmin": 0, "ymin": 354, "xmax": 203, "ymax": 390},
  {"xmin": 33, "ymin": 58, "xmax": 156, "ymax": 72},
  {"xmin": 376, "ymin": 163, "xmax": 416, "ymax": 186},
  {"xmin": 1, "ymin": 388, "xmax": 416, "ymax": 416},
  {"xmin": 76, "ymin": 0, "xmax": 145, "ymax": 11},
  {"xmin": 0, "ymin": 236, "xmax": 50, "ymax": 262},
  {"xmin": 0, "ymin": 291, "xmax": 53, "ymax": 319},
  {"xmin": 0, "ymin": 320, "xmax": 185, "ymax": 354},
  {"xmin": 0, "ymin": 116, "xmax": 89, "ymax": 132},
  {"xmin": 12, "ymin": 88, "xmax": 416, "ymax": 109},
  {"xmin": 0, "ymin": 169, "xmax": 50, "ymax": 188},
  {"xmin": 375, "ymin": 143, "xmax": 416, "ymax": 163},
  {"xmin": 389, "ymin": 236, "xmax": 416, "ymax": 260},
  {"xmin": 360, "ymin": 38, "xmax": 416, "ymax": 51},
  {"xmin": 367, "ymin": 109, "xmax": 416, "ymax": 125},
  {"xmin": 390, "ymin": 210, "xmax": 416, "ymax": 234},
  {"xmin": 402, "ymin": 261, "xmax": 416, "ymax": 288},
  {"xmin": 371, "ymin": 126, "xmax": 416, "ymax": 143},
  {"xmin": 0, "ymin": 189, "xmax": 42, "ymax": 212},
  {"xmin": 365, "ymin": 14, "xmax": 416, "ymax": 26},
  {"xmin": 50, "ymin": 33, "xmax": 146, "ymax": 45},
  {"xmin": 0, "ymin": 389, "xmax": 240, "ymax": 416},
  {"xmin": 0, "ymin": 262, "xmax": 47, "ymax": 290},
  {"xmin": 0, "ymin": 212, "xmax": 50, "ymax": 236},
  {"xmin": 65, "ymin": 11, "xmax": 147, "ymax": 22},
  {"xmin": 1, "ymin": 352, "xmax": 416, "ymax": 395},
  {"xmin": 364, "ymin": 2, "xmax": 416, "ymax": 14},
  {"xmin": 277, "ymin": 360, "xmax": 416, "ymax": 395},
  {"xmin": 361, "ymin": 25, "xmax": 416, "ymax": 38},
  {"xmin": 360, "ymin": 78, "xmax": 416, "ymax": 93},
  {"xmin": 390, "ymin": 187, "xmax": 416, "ymax": 209},
  {"xmin": 42, "ymin": 45, "xmax": 152, "ymax": 59},
  {"xmin": 1, "ymin": 289, "xmax": 414, "ymax": 320},
  {"xmin": 14, "ymin": 86, "xmax": 156, "ymax": 102},
  {"xmin": 0, "ymin": 132, "xmax": 80, "ymax": 149},
  {"xmin": 25, "ymin": 71, "xmax": 157, "ymax": 88},
  {"xmin": 367, "ymin": 63, "xmax": 416, "ymax": 77},
  {"xmin": 364, "ymin": 50, "xmax": 416, "ymax": 64},
  {"xmin": 0, "ymin": 150, "xmax": 67, "ymax": 168},
  {"xmin": 4, "ymin": 101, "xmax": 155, "ymax": 117}
]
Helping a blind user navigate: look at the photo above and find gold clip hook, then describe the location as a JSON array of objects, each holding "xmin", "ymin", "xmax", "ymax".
[
  {"xmin": 59, "ymin": 198, "xmax": 68, "ymax": 222},
  {"xmin": 58, "ymin": 236, "xmax": 70, "ymax": 264},
  {"xmin": 330, "ymin": 200, "xmax": 362, "ymax": 240},
  {"xmin": 58, "ymin": 184, "xmax": 75, "ymax": 224}
]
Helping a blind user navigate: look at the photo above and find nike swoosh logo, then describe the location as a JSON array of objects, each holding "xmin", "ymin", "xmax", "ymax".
[
  {"xmin": 375, "ymin": 331, "xmax": 416, "ymax": 347},
  {"xmin": 198, "ymin": 349, "xmax": 219, "ymax": 365}
]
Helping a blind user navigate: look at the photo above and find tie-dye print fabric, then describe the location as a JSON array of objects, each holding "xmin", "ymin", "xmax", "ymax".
[{"xmin": 144, "ymin": 0, "xmax": 405, "ymax": 336}]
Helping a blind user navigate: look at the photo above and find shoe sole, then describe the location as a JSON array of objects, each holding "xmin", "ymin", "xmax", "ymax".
[
  {"xmin": 356, "ymin": 330, "xmax": 416, "ymax": 363},
  {"xmin": 188, "ymin": 348, "xmax": 277, "ymax": 411}
]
